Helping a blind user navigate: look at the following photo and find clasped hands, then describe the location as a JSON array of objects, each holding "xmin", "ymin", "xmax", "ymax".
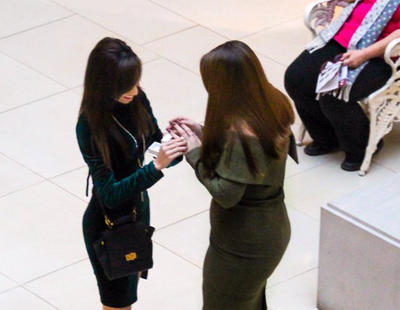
[{"xmin": 153, "ymin": 117, "xmax": 202, "ymax": 171}]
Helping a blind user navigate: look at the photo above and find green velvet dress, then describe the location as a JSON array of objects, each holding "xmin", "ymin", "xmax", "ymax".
[
  {"xmin": 186, "ymin": 134, "xmax": 294, "ymax": 310},
  {"xmin": 76, "ymin": 91, "xmax": 169, "ymax": 308}
]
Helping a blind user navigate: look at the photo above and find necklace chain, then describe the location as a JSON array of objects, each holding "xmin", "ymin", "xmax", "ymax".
[
  {"xmin": 111, "ymin": 115, "xmax": 145, "ymax": 204},
  {"xmin": 112, "ymin": 115, "xmax": 138, "ymax": 148},
  {"xmin": 112, "ymin": 115, "xmax": 145, "ymax": 169}
]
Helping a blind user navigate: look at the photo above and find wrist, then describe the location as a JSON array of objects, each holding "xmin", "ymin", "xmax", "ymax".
[
  {"xmin": 196, "ymin": 123, "xmax": 204, "ymax": 139},
  {"xmin": 154, "ymin": 159, "xmax": 163, "ymax": 171},
  {"xmin": 362, "ymin": 48, "xmax": 373, "ymax": 61}
]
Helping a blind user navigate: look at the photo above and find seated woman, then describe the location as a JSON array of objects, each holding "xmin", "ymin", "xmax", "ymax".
[{"xmin": 285, "ymin": 0, "xmax": 400, "ymax": 171}]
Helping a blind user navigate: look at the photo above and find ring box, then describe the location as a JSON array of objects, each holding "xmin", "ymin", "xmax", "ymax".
[{"xmin": 147, "ymin": 134, "xmax": 173, "ymax": 158}]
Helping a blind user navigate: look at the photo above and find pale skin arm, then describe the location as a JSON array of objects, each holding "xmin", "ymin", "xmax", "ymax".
[{"xmin": 341, "ymin": 29, "xmax": 400, "ymax": 68}]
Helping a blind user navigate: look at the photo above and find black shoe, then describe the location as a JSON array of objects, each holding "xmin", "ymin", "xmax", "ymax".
[
  {"xmin": 304, "ymin": 142, "xmax": 339, "ymax": 156},
  {"xmin": 341, "ymin": 159, "xmax": 362, "ymax": 171},
  {"xmin": 341, "ymin": 140, "xmax": 384, "ymax": 172}
]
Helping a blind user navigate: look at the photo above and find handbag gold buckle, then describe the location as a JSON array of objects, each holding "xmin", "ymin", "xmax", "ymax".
[
  {"xmin": 125, "ymin": 252, "xmax": 137, "ymax": 262},
  {"xmin": 104, "ymin": 215, "xmax": 114, "ymax": 229},
  {"xmin": 132, "ymin": 209, "xmax": 137, "ymax": 222}
]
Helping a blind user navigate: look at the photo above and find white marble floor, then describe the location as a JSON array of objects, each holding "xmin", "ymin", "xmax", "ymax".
[{"xmin": 0, "ymin": 1, "xmax": 399, "ymax": 309}]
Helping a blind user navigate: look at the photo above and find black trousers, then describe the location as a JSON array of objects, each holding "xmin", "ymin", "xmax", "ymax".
[{"xmin": 284, "ymin": 40, "xmax": 391, "ymax": 160}]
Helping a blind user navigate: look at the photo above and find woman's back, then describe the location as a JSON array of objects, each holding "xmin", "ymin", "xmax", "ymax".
[{"xmin": 206, "ymin": 132, "xmax": 290, "ymax": 256}]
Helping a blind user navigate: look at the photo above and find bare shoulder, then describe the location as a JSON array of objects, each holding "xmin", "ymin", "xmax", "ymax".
[{"xmin": 229, "ymin": 121, "xmax": 257, "ymax": 138}]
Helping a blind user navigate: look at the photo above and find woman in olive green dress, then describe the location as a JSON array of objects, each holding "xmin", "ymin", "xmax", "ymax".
[
  {"xmin": 76, "ymin": 37, "xmax": 187, "ymax": 310},
  {"xmin": 169, "ymin": 41, "xmax": 297, "ymax": 310}
]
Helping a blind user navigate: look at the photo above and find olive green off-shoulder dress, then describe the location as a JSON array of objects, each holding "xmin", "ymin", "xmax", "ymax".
[{"xmin": 186, "ymin": 133, "xmax": 295, "ymax": 310}]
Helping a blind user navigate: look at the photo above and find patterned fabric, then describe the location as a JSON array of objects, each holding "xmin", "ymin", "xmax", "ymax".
[
  {"xmin": 307, "ymin": 0, "xmax": 400, "ymax": 101},
  {"xmin": 307, "ymin": 0, "xmax": 361, "ymax": 52},
  {"xmin": 334, "ymin": 0, "xmax": 376, "ymax": 48}
]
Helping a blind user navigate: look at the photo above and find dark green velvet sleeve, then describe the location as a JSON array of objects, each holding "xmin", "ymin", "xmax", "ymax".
[
  {"xmin": 141, "ymin": 91, "xmax": 182, "ymax": 167},
  {"xmin": 141, "ymin": 91, "xmax": 163, "ymax": 144},
  {"xmin": 76, "ymin": 116, "xmax": 164, "ymax": 209},
  {"xmin": 186, "ymin": 147, "xmax": 247, "ymax": 209}
]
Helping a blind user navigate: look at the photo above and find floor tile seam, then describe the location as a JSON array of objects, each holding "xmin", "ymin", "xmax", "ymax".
[
  {"xmin": 286, "ymin": 159, "xmax": 399, "ymax": 218},
  {"xmin": 286, "ymin": 205, "xmax": 320, "ymax": 224},
  {"xmin": 159, "ymin": 56, "xmax": 201, "ymax": 76},
  {"xmin": 20, "ymin": 257, "xmax": 89, "ymax": 287},
  {"xmin": 68, "ymin": 12, "xmax": 151, "ymax": 49},
  {"xmin": 252, "ymin": 49, "xmax": 289, "ymax": 67},
  {"xmin": 52, "ymin": 0, "xmax": 198, "ymax": 38},
  {"xmin": 147, "ymin": 0, "xmax": 246, "ymax": 40},
  {"xmin": 0, "ymin": 88, "xmax": 71, "ymax": 115},
  {"xmin": 142, "ymin": 56, "xmax": 163, "ymax": 65},
  {"xmin": 57, "ymin": 4, "xmax": 197, "ymax": 53},
  {"xmin": 50, "ymin": 0, "xmax": 152, "ymax": 46},
  {"xmin": 285, "ymin": 158, "xmax": 333, "ymax": 180},
  {"xmin": 0, "ymin": 50, "xmax": 70, "ymax": 89},
  {"xmin": 0, "ymin": 14, "xmax": 156, "ymax": 87},
  {"xmin": 0, "ymin": 152, "xmax": 87, "ymax": 185},
  {"xmin": 288, "ymin": 204, "xmax": 320, "ymax": 222},
  {"xmin": 194, "ymin": 25, "xmax": 231, "ymax": 41},
  {"xmin": 146, "ymin": 0, "xmax": 213, "ymax": 33},
  {"xmin": 47, "ymin": 0, "xmax": 78, "ymax": 14},
  {"xmin": 155, "ymin": 208, "xmax": 210, "ymax": 232},
  {"xmin": 47, "ymin": 179, "xmax": 89, "ymax": 204},
  {"xmin": 72, "ymin": 15, "xmax": 182, "ymax": 66},
  {"xmin": 0, "ymin": 179, "xmax": 48, "ymax": 201},
  {"xmin": 238, "ymin": 15, "xmax": 304, "ymax": 41},
  {"xmin": 371, "ymin": 158, "xmax": 399, "ymax": 174},
  {"xmin": 21, "ymin": 286, "xmax": 61, "ymax": 310},
  {"xmin": 49, "ymin": 165, "xmax": 87, "ymax": 180},
  {"xmin": 285, "ymin": 159, "xmax": 332, "ymax": 180},
  {"xmin": 0, "ymin": 271, "xmax": 18, "ymax": 285},
  {"xmin": 0, "ymin": 13, "xmax": 76, "ymax": 41},
  {"xmin": 267, "ymin": 267, "xmax": 319, "ymax": 289},
  {"xmin": 0, "ymin": 285, "xmax": 20, "ymax": 297},
  {"xmin": 0, "ymin": 152, "xmax": 47, "ymax": 180},
  {"xmin": 141, "ymin": 24, "xmax": 200, "ymax": 46},
  {"xmin": 153, "ymin": 240, "xmax": 203, "ymax": 269}
]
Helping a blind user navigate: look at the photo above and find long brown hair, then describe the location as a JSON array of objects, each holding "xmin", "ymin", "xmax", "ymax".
[
  {"xmin": 79, "ymin": 37, "xmax": 153, "ymax": 168},
  {"xmin": 200, "ymin": 40, "xmax": 295, "ymax": 176}
]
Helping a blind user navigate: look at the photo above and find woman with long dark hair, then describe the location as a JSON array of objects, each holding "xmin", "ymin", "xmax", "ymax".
[
  {"xmin": 169, "ymin": 41, "xmax": 297, "ymax": 310},
  {"xmin": 76, "ymin": 37, "xmax": 187, "ymax": 310}
]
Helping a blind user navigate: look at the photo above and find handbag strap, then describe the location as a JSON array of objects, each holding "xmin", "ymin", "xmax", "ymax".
[
  {"xmin": 85, "ymin": 145, "xmax": 139, "ymax": 229},
  {"xmin": 92, "ymin": 185, "xmax": 138, "ymax": 229}
]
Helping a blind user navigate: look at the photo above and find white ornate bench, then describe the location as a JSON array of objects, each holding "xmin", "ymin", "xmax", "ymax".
[{"xmin": 300, "ymin": 0, "xmax": 400, "ymax": 176}]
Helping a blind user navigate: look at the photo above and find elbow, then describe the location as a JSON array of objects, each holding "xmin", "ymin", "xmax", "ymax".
[
  {"xmin": 96, "ymin": 185, "xmax": 120, "ymax": 209},
  {"xmin": 394, "ymin": 29, "xmax": 400, "ymax": 38},
  {"xmin": 213, "ymin": 196, "xmax": 239, "ymax": 209},
  {"xmin": 101, "ymin": 194, "xmax": 119, "ymax": 209}
]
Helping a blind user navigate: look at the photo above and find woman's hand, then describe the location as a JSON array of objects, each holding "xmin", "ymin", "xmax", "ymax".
[
  {"xmin": 154, "ymin": 137, "xmax": 188, "ymax": 170},
  {"xmin": 168, "ymin": 117, "xmax": 203, "ymax": 139},
  {"xmin": 171, "ymin": 123, "xmax": 202, "ymax": 153},
  {"xmin": 341, "ymin": 50, "xmax": 369, "ymax": 68}
]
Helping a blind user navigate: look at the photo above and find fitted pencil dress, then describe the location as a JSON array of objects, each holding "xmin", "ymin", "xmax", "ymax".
[
  {"xmin": 76, "ymin": 91, "xmax": 168, "ymax": 308},
  {"xmin": 186, "ymin": 134, "xmax": 294, "ymax": 310}
]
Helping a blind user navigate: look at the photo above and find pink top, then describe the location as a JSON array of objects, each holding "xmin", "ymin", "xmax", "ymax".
[{"xmin": 334, "ymin": 0, "xmax": 400, "ymax": 48}]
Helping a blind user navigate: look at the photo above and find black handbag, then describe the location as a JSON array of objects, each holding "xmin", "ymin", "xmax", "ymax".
[{"xmin": 92, "ymin": 189, "xmax": 155, "ymax": 281}]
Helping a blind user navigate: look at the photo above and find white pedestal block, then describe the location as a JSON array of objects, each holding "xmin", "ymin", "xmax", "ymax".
[{"xmin": 317, "ymin": 175, "xmax": 400, "ymax": 310}]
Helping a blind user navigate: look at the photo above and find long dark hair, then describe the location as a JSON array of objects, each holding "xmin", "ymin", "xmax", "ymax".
[
  {"xmin": 79, "ymin": 37, "xmax": 153, "ymax": 168},
  {"xmin": 200, "ymin": 40, "xmax": 295, "ymax": 176}
]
